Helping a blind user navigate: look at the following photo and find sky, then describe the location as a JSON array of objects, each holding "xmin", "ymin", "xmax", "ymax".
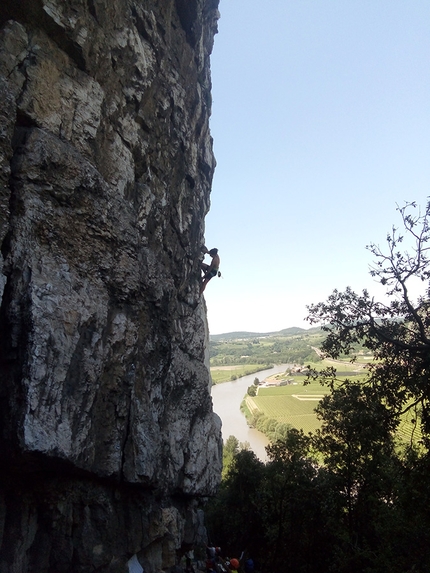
[{"xmin": 203, "ymin": 0, "xmax": 430, "ymax": 335}]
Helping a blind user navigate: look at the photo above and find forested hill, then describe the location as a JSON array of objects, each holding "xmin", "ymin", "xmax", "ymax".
[
  {"xmin": 209, "ymin": 326, "xmax": 325, "ymax": 366},
  {"xmin": 210, "ymin": 326, "xmax": 321, "ymax": 342}
]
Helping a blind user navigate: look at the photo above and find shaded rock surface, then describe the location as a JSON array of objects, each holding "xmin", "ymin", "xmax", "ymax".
[{"xmin": 0, "ymin": 0, "xmax": 222, "ymax": 571}]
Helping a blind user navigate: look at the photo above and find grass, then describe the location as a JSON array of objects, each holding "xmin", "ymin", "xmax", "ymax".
[
  {"xmin": 246, "ymin": 361, "xmax": 369, "ymax": 436},
  {"xmin": 248, "ymin": 371, "xmax": 423, "ymax": 446},
  {"xmin": 247, "ymin": 381, "xmax": 331, "ymax": 433},
  {"xmin": 304, "ymin": 359, "xmax": 372, "ymax": 373}
]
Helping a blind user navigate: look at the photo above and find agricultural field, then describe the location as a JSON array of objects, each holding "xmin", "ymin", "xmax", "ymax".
[
  {"xmin": 267, "ymin": 360, "xmax": 371, "ymax": 383},
  {"xmin": 246, "ymin": 371, "xmax": 423, "ymax": 445},
  {"xmin": 246, "ymin": 381, "xmax": 331, "ymax": 434}
]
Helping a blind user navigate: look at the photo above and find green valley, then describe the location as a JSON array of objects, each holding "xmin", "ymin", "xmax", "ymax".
[
  {"xmin": 209, "ymin": 326, "xmax": 325, "ymax": 371},
  {"xmin": 210, "ymin": 328, "xmax": 419, "ymax": 445}
]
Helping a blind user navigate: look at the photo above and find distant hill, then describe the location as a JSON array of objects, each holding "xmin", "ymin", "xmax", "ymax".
[
  {"xmin": 209, "ymin": 326, "xmax": 321, "ymax": 342},
  {"xmin": 209, "ymin": 326, "xmax": 325, "ymax": 367}
]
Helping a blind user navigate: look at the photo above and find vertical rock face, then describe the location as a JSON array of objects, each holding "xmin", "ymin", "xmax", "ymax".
[{"xmin": 0, "ymin": 0, "xmax": 222, "ymax": 571}]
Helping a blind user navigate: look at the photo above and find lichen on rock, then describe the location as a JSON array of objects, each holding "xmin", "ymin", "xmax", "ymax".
[{"xmin": 0, "ymin": 0, "xmax": 222, "ymax": 571}]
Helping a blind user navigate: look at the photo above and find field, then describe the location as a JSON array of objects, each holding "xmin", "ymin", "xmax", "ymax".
[
  {"xmin": 246, "ymin": 372, "xmax": 422, "ymax": 445},
  {"xmin": 246, "ymin": 381, "xmax": 331, "ymax": 434},
  {"xmin": 237, "ymin": 357, "xmax": 373, "ymax": 435}
]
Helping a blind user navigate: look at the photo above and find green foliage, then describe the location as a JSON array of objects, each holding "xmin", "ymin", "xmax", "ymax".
[
  {"xmin": 222, "ymin": 435, "xmax": 239, "ymax": 479},
  {"xmin": 210, "ymin": 327, "xmax": 316, "ymax": 342},
  {"xmin": 206, "ymin": 428, "xmax": 334, "ymax": 572},
  {"xmin": 207, "ymin": 425, "xmax": 430, "ymax": 573},
  {"xmin": 209, "ymin": 328, "xmax": 325, "ymax": 366},
  {"xmin": 205, "ymin": 447, "xmax": 266, "ymax": 556},
  {"xmin": 247, "ymin": 384, "xmax": 256, "ymax": 396},
  {"xmin": 206, "ymin": 201, "xmax": 430, "ymax": 573},
  {"xmin": 307, "ymin": 200, "xmax": 430, "ymax": 441}
]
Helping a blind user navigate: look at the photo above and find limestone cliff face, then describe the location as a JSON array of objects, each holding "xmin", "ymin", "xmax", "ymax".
[{"xmin": 0, "ymin": 0, "xmax": 222, "ymax": 571}]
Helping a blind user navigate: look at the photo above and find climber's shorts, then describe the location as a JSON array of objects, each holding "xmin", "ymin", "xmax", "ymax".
[{"xmin": 206, "ymin": 269, "xmax": 218, "ymax": 280}]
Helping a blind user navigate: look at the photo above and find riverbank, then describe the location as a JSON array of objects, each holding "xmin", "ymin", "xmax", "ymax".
[
  {"xmin": 210, "ymin": 363, "xmax": 274, "ymax": 384},
  {"xmin": 211, "ymin": 364, "xmax": 292, "ymax": 461}
]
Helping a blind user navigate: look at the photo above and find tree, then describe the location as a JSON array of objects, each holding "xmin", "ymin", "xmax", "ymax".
[
  {"xmin": 222, "ymin": 435, "xmax": 240, "ymax": 479},
  {"xmin": 307, "ymin": 200, "xmax": 430, "ymax": 441},
  {"xmin": 312, "ymin": 383, "xmax": 400, "ymax": 572},
  {"xmin": 247, "ymin": 384, "xmax": 257, "ymax": 396},
  {"xmin": 305, "ymin": 200, "xmax": 430, "ymax": 572},
  {"xmin": 205, "ymin": 448, "xmax": 266, "ymax": 558}
]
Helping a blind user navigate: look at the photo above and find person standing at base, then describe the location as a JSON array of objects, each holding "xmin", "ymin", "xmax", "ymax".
[
  {"xmin": 219, "ymin": 557, "xmax": 240, "ymax": 573},
  {"xmin": 200, "ymin": 247, "xmax": 220, "ymax": 294}
]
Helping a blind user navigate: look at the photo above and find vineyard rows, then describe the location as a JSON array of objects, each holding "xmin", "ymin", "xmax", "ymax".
[
  {"xmin": 247, "ymin": 382, "xmax": 330, "ymax": 434},
  {"xmin": 248, "ymin": 383, "xmax": 424, "ymax": 442}
]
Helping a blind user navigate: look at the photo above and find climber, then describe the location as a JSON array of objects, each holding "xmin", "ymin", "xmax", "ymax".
[{"xmin": 200, "ymin": 247, "xmax": 220, "ymax": 294}]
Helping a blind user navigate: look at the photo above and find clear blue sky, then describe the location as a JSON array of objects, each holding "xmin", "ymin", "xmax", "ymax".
[{"xmin": 203, "ymin": 0, "xmax": 430, "ymax": 335}]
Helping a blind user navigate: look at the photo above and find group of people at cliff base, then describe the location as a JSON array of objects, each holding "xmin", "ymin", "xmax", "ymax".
[
  {"xmin": 205, "ymin": 546, "xmax": 255, "ymax": 573},
  {"xmin": 200, "ymin": 246, "xmax": 220, "ymax": 294},
  {"xmin": 176, "ymin": 545, "xmax": 255, "ymax": 573}
]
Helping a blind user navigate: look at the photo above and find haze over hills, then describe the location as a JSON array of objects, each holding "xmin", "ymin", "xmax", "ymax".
[{"xmin": 209, "ymin": 326, "xmax": 322, "ymax": 342}]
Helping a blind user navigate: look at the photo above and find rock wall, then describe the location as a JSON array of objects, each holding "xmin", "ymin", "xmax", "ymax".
[{"xmin": 0, "ymin": 0, "xmax": 222, "ymax": 571}]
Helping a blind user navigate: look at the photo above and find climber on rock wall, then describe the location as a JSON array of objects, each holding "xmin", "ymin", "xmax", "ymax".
[{"xmin": 200, "ymin": 247, "xmax": 220, "ymax": 294}]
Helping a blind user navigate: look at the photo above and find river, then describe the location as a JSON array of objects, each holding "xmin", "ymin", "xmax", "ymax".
[{"xmin": 210, "ymin": 364, "xmax": 291, "ymax": 462}]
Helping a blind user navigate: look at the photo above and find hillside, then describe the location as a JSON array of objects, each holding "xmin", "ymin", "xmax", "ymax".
[
  {"xmin": 210, "ymin": 327, "xmax": 326, "ymax": 366},
  {"xmin": 209, "ymin": 325, "xmax": 321, "ymax": 341}
]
